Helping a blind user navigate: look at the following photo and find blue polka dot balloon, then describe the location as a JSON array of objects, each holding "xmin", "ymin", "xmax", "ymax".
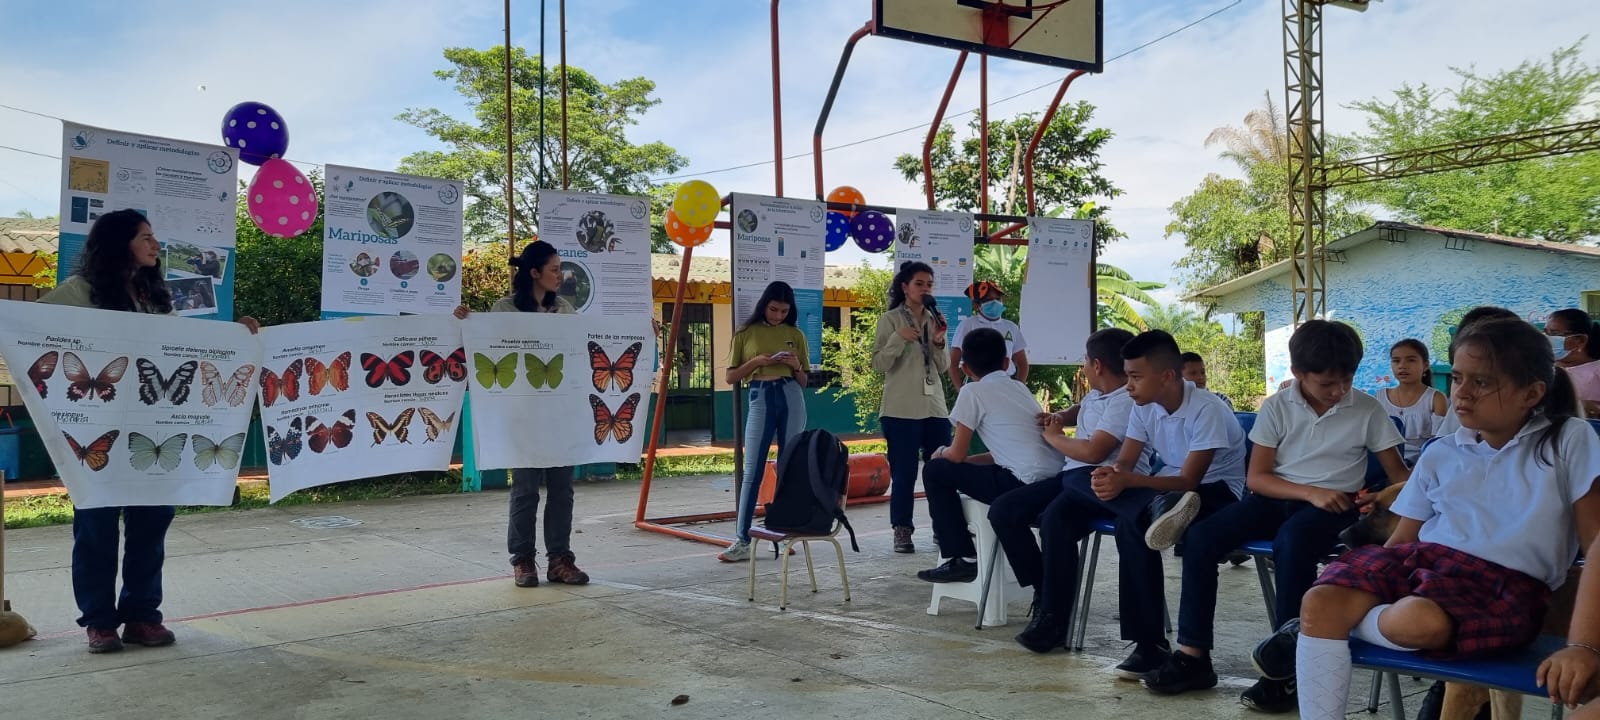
[
  {"xmin": 850, "ymin": 210, "xmax": 894, "ymax": 253},
  {"xmin": 221, "ymin": 102, "xmax": 289, "ymax": 166},
  {"xmin": 824, "ymin": 211, "xmax": 849, "ymax": 251}
]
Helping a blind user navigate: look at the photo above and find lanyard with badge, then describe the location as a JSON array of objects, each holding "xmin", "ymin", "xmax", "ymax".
[{"xmin": 900, "ymin": 306, "xmax": 938, "ymax": 395}]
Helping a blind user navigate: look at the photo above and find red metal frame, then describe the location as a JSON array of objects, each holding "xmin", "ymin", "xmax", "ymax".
[
  {"xmin": 923, "ymin": 52, "xmax": 968, "ymax": 209},
  {"xmin": 984, "ymin": 68, "xmax": 1087, "ymax": 241}
]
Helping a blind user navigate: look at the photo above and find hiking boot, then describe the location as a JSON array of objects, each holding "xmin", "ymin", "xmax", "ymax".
[
  {"xmin": 1145, "ymin": 491, "xmax": 1200, "ymax": 551},
  {"xmin": 892, "ymin": 526, "xmax": 914, "ymax": 554},
  {"xmin": 86, "ymin": 627, "xmax": 123, "ymax": 654},
  {"xmin": 121, "ymin": 621, "xmax": 175, "ymax": 647},
  {"xmin": 1141, "ymin": 650, "xmax": 1218, "ymax": 695},
  {"xmin": 1014, "ymin": 611, "xmax": 1070, "ymax": 653},
  {"xmin": 718, "ymin": 540, "xmax": 752, "ymax": 563},
  {"xmin": 512, "ymin": 557, "xmax": 540, "ymax": 587},
  {"xmin": 546, "ymin": 551, "xmax": 590, "ymax": 585},
  {"xmin": 1251, "ymin": 618, "xmax": 1300, "ymax": 681},
  {"xmin": 916, "ymin": 557, "xmax": 977, "ymax": 583},
  {"xmin": 1115, "ymin": 640, "xmax": 1172, "ymax": 680},
  {"xmin": 1240, "ymin": 676, "xmax": 1298, "ymax": 713}
]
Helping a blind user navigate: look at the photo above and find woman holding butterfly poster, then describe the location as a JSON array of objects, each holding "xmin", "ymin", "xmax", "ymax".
[
  {"xmin": 454, "ymin": 240, "xmax": 589, "ymax": 587},
  {"xmin": 873, "ymin": 261, "xmax": 950, "ymax": 554},
  {"xmin": 717, "ymin": 281, "xmax": 809, "ymax": 563},
  {"xmin": 37, "ymin": 209, "xmax": 259, "ymax": 654}
]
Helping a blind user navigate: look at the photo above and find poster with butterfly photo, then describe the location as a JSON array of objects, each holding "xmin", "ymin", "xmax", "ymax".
[
  {"xmin": 461, "ymin": 312, "xmax": 656, "ymax": 470},
  {"xmin": 256, "ymin": 314, "xmax": 465, "ymax": 502},
  {"xmin": 0, "ymin": 301, "xmax": 259, "ymax": 508}
]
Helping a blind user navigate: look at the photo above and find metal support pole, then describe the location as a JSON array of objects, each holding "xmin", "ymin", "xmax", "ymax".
[
  {"xmin": 1284, "ymin": 0, "xmax": 1326, "ymax": 324},
  {"xmin": 812, "ymin": 22, "xmax": 873, "ymax": 200},
  {"xmin": 922, "ymin": 52, "xmax": 968, "ymax": 210}
]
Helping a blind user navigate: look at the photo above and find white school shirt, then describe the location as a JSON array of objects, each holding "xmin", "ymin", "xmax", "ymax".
[
  {"xmin": 1064, "ymin": 385, "xmax": 1153, "ymax": 475},
  {"xmin": 1251, "ymin": 383, "xmax": 1405, "ymax": 493},
  {"xmin": 1378, "ymin": 386, "xmax": 1445, "ymax": 464},
  {"xmin": 952, "ymin": 315, "xmax": 1027, "ymax": 377},
  {"xmin": 1391, "ymin": 416, "xmax": 1600, "ymax": 589},
  {"xmin": 1126, "ymin": 381, "xmax": 1248, "ymax": 498},
  {"xmin": 947, "ymin": 371, "xmax": 1064, "ymax": 483}
]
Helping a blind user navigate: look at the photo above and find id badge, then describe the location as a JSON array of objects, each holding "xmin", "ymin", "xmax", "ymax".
[{"xmin": 923, "ymin": 377, "xmax": 937, "ymax": 396}]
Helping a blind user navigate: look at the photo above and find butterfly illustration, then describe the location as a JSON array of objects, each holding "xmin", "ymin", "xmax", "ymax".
[
  {"xmin": 417, "ymin": 407, "xmax": 456, "ymax": 443},
  {"xmin": 200, "ymin": 362, "xmax": 256, "ymax": 407},
  {"xmin": 128, "ymin": 432, "xmax": 188, "ymax": 473},
  {"xmin": 589, "ymin": 393, "xmax": 641, "ymax": 445},
  {"xmin": 366, "ymin": 408, "xmax": 417, "ymax": 445},
  {"xmin": 191, "ymin": 432, "xmax": 247, "ymax": 471},
  {"xmin": 473, "ymin": 352, "xmax": 517, "ymax": 390},
  {"xmin": 525, "ymin": 353, "xmax": 564, "ymax": 389},
  {"xmin": 266, "ymin": 417, "xmax": 304, "ymax": 466},
  {"xmin": 26, "ymin": 351, "xmax": 59, "ymax": 398},
  {"xmin": 305, "ymin": 352, "xmax": 353, "ymax": 395},
  {"xmin": 64, "ymin": 429, "xmax": 120, "ymax": 472},
  {"xmin": 260, "ymin": 359, "xmax": 304, "ymax": 408},
  {"xmin": 419, "ymin": 348, "xmax": 467, "ymax": 384},
  {"xmin": 135, "ymin": 358, "xmax": 198, "ymax": 406},
  {"xmin": 307, "ymin": 409, "xmax": 357, "ymax": 454},
  {"xmin": 360, "ymin": 351, "xmax": 414, "ymax": 388},
  {"xmin": 587, "ymin": 341, "xmax": 641, "ymax": 393},
  {"xmin": 63, "ymin": 352, "xmax": 130, "ymax": 402}
]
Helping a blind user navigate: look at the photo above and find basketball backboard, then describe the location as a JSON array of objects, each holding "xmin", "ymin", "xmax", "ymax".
[{"xmin": 873, "ymin": 0, "xmax": 1103, "ymax": 72}]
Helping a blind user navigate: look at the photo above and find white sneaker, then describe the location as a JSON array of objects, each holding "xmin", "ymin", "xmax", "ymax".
[
  {"xmin": 718, "ymin": 540, "xmax": 752, "ymax": 563},
  {"xmin": 1144, "ymin": 491, "xmax": 1201, "ymax": 551}
]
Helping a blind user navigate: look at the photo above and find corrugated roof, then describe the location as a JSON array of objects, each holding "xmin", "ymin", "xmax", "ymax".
[
  {"xmin": 649, "ymin": 253, "xmax": 863, "ymax": 290},
  {"xmin": 0, "ymin": 217, "xmax": 58, "ymax": 255}
]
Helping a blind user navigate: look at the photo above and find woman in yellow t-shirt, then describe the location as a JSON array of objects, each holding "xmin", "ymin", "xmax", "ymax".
[{"xmin": 718, "ymin": 281, "xmax": 809, "ymax": 562}]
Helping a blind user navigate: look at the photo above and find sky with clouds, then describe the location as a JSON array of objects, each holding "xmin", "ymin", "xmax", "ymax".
[{"xmin": 2, "ymin": 0, "xmax": 1596, "ymax": 310}]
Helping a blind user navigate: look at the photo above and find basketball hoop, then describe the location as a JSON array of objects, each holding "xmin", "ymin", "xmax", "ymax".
[{"xmin": 873, "ymin": 0, "xmax": 1101, "ymax": 72}]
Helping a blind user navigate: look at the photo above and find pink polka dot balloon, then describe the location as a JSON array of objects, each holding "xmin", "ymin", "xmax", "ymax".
[
  {"xmin": 246, "ymin": 159, "xmax": 318, "ymax": 238},
  {"xmin": 850, "ymin": 210, "xmax": 894, "ymax": 253}
]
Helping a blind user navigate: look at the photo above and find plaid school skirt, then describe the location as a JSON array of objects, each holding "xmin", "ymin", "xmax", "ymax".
[{"xmin": 1314, "ymin": 542, "xmax": 1551, "ymax": 659}]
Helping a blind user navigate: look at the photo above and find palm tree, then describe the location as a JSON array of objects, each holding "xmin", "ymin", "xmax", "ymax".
[
  {"xmin": 1096, "ymin": 263, "xmax": 1163, "ymax": 331},
  {"xmin": 1204, "ymin": 90, "xmax": 1287, "ymax": 172}
]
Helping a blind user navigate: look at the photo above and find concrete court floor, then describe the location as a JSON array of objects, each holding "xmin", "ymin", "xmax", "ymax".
[{"xmin": 0, "ymin": 475, "xmax": 1476, "ymax": 720}]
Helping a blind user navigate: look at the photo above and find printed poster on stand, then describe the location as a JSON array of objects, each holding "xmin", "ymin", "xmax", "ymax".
[
  {"xmin": 461, "ymin": 313, "xmax": 656, "ymax": 469},
  {"xmin": 536, "ymin": 190, "xmax": 653, "ymax": 316},
  {"xmin": 894, "ymin": 208, "xmax": 975, "ymax": 343},
  {"xmin": 58, "ymin": 123, "xmax": 240, "ymax": 320},
  {"xmin": 321, "ymin": 165, "xmax": 464, "ymax": 317},
  {"xmin": 1020, "ymin": 217, "xmax": 1095, "ymax": 365},
  {"xmin": 0, "ymin": 301, "xmax": 259, "ymax": 508},
  {"xmin": 729, "ymin": 193, "xmax": 826, "ymax": 365},
  {"xmin": 256, "ymin": 315, "xmax": 466, "ymax": 502}
]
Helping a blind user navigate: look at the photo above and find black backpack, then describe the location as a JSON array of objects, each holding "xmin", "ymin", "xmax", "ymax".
[{"xmin": 761, "ymin": 429, "xmax": 859, "ymax": 552}]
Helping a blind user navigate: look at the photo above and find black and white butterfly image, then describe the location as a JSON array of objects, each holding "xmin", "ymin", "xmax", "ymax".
[
  {"xmin": 267, "ymin": 417, "xmax": 304, "ymax": 466},
  {"xmin": 136, "ymin": 359, "xmax": 198, "ymax": 406}
]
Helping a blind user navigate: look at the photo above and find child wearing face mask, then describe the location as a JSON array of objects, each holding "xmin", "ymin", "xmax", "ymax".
[{"xmin": 949, "ymin": 280, "xmax": 1029, "ymax": 391}]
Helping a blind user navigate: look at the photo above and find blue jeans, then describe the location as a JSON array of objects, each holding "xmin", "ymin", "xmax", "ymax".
[
  {"xmin": 735, "ymin": 378, "xmax": 807, "ymax": 542},
  {"xmin": 879, "ymin": 416, "xmax": 952, "ymax": 528},
  {"xmin": 72, "ymin": 505, "xmax": 177, "ymax": 630}
]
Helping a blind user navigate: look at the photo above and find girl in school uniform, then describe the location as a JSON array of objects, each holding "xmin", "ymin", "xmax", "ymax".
[
  {"xmin": 873, "ymin": 261, "xmax": 950, "ymax": 554},
  {"xmin": 1248, "ymin": 317, "xmax": 1600, "ymax": 720},
  {"xmin": 1378, "ymin": 338, "xmax": 1447, "ymax": 465}
]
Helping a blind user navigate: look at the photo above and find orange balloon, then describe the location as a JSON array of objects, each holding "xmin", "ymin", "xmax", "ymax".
[
  {"xmin": 665, "ymin": 208, "xmax": 714, "ymax": 248},
  {"xmin": 827, "ymin": 185, "xmax": 866, "ymax": 218}
]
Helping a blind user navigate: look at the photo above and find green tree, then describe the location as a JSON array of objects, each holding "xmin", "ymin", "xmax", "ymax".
[
  {"xmin": 234, "ymin": 171, "xmax": 325, "ymax": 326},
  {"xmin": 1339, "ymin": 43, "xmax": 1600, "ymax": 241},
  {"xmin": 1143, "ymin": 303, "xmax": 1265, "ymax": 409},
  {"xmin": 398, "ymin": 46, "xmax": 688, "ymax": 251},
  {"xmin": 821, "ymin": 265, "xmax": 893, "ymax": 431}
]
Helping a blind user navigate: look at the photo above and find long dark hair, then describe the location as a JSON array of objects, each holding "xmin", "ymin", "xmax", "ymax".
[
  {"xmin": 887, "ymin": 261, "xmax": 934, "ymax": 310},
  {"xmin": 1550, "ymin": 308, "xmax": 1598, "ymax": 360},
  {"xmin": 510, "ymin": 240, "xmax": 560, "ymax": 312},
  {"xmin": 1453, "ymin": 318, "xmax": 1578, "ymax": 464},
  {"xmin": 77, "ymin": 209, "xmax": 172, "ymax": 314},
  {"xmin": 1390, "ymin": 338, "xmax": 1433, "ymax": 387},
  {"xmin": 741, "ymin": 281, "xmax": 797, "ymax": 330}
]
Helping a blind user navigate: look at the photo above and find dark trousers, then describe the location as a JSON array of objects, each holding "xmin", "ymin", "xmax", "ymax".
[
  {"xmin": 508, "ymin": 466, "xmax": 576, "ymax": 562},
  {"xmin": 879, "ymin": 416, "xmax": 952, "ymax": 528},
  {"xmin": 1176, "ymin": 492, "xmax": 1356, "ymax": 650},
  {"xmin": 72, "ymin": 505, "xmax": 177, "ymax": 630},
  {"xmin": 921, "ymin": 458, "xmax": 1025, "ymax": 559}
]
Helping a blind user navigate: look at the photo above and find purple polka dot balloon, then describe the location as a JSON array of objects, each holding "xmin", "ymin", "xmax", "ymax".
[
  {"xmin": 221, "ymin": 102, "xmax": 290, "ymax": 166},
  {"xmin": 850, "ymin": 210, "xmax": 893, "ymax": 253},
  {"xmin": 824, "ymin": 211, "xmax": 850, "ymax": 251}
]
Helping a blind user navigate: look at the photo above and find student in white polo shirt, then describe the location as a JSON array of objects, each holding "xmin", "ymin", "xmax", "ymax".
[
  {"xmin": 916, "ymin": 328, "xmax": 1064, "ymax": 583},
  {"xmin": 1141, "ymin": 320, "xmax": 1410, "ymax": 711}
]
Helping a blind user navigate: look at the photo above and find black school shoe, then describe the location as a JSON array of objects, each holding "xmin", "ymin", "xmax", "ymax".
[
  {"xmin": 1251, "ymin": 618, "xmax": 1300, "ymax": 681},
  {"xmin": 1141, "ymin": 650, "xmax": 1218, "ymax": 695},
  {"xmin": 1114, "ymin": 640, "xmax": 1172, "ymax": 680},
  {"xmin": 1240, "ymin": 677, "xmax": 1297, "ymax": 713},
  {"xmin": 916, "ymin": 557, "xmax": 978, "ymax": 583},
  {"xmin": 1014, "ymin": 611, "xmax": 1070, "ymax": 653}
]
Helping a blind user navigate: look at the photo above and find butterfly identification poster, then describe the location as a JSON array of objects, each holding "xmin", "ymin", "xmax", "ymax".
[
  {"xmin": 894, "ymin": 208, "xmax": 975, "ymax": 344},
  {"xmin": 59, "ymin": 122, "xmax": 241, "ymax": 320},
  {"xmin": 1020, "ymin": 217, "xmax": 1095, "ymax": 365},
  {"xmin": 535, "ymin": 190, "xmax": 653, "ymax": 316},
  {"xmin": 320, "ymin": 164, "xmax": 464, "ymax": 318},
  {"xmin": 0, "ymin": 301, "xmax": 259, "ymax": 508},
  {"xmin": 256, "ymin": 315, "xmax": 466, "ymax": 502},
  {"xmin": 729, "ymin": 194, "xmax": 827, "ymax": 367},
  {"xmin": 461, "ymin": 313, "xmax": 656, "ymax": 469}
]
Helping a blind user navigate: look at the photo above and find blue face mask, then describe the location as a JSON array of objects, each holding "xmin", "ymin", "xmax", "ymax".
[
  {"xmin": 1551, "ymin": 334, "xmax": 1572, "ymax": 361},
  {"xmin": 979, "ymin": 300, "xmax": 1005, "ymax": 320}
]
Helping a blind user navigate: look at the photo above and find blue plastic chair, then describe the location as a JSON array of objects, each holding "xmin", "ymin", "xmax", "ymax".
[
  {"xmin": 1352, "ymin": 635, "xmax": 1567, "ymax": 720},
  {"xmin": 1588, "ymin": 418, "xmax": 1600, "ymax": 436}
]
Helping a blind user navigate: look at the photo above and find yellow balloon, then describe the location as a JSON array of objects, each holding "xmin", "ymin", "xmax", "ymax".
[{"xmin": 672, "ymin": 180, "xmax": 720, "ymax": 227}]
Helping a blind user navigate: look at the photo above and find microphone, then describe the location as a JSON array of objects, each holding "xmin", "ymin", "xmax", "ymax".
[{"xmin": 923, "ymin": 294, "xmax": 946, "ymax": 327}]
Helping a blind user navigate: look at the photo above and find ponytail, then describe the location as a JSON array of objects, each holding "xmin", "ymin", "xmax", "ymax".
[{"xmin": 1453, "ymin": 318, "xmax": 1576, "ymax": 466}]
